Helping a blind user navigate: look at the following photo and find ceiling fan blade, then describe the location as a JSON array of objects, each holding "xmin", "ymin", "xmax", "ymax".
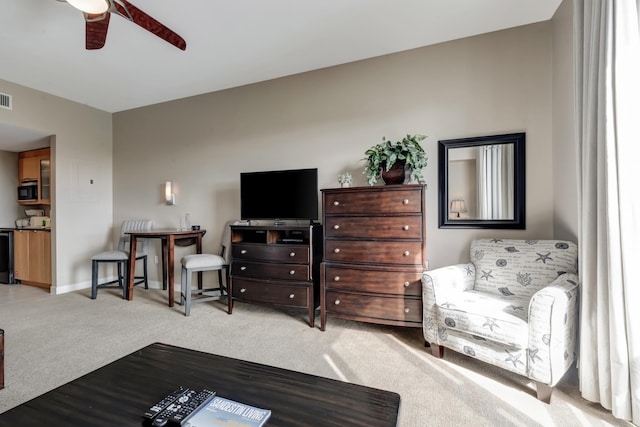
[
  {"xmin": 85, "ymin": 13, "xmax": 111, "ymax": 50},
  {"xmin": 113, "ymin": 0, "xmax": 186, "ymax": 50}
]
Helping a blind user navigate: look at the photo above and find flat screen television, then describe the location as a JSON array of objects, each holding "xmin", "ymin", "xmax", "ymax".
[{"xmin": 240, "ymin": 168, "xmax": 319, "ymax": 223}]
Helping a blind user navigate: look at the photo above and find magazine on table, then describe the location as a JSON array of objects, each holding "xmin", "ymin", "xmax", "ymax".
[{"xmin": 185, "ymin": 395, "xmax": 271, "ymax": 427}]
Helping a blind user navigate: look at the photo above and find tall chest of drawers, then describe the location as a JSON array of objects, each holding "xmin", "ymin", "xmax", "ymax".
[{"xmin": 320, "ymin": 185, "xmax": 426, "ymax": 330}]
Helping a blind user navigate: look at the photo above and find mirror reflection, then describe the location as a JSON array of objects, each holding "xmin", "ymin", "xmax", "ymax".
[
  {"xmin": 447, "ymin": 143, "xmax": 514, "ymax": 220},
  {"xmin": 438, "ymin": 133, "xmax": 525, "ymax": 229}
]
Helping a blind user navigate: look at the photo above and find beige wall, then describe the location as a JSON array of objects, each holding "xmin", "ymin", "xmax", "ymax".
[
  {"xmin": 0, "ymin": 79, "xmax": 113, "ymax": 292},
  {"xmin": 114, "ymin": 21, "xmax": 555, "ymax": 276},
  {"xmin": 552, "ymin": 0, "xmax": 579, "ymax": 242},
  {"xmin": 0, "ymin": 150, "xmax": 22, "ymax": 227},
  {"xmin": 0, "ymin": 15, "xmax": 575, "ymax": 292}
]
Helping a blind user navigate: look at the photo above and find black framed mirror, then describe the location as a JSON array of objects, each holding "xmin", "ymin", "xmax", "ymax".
[{"xmin": 438, "ymin": 132, "xmax": 525, "ymax": 229}]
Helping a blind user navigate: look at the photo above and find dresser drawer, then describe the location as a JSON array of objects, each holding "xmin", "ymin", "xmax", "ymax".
[
  {"xmin": 325, "ymin": 291, "xmax": 422, "ymax": 323},
  {"xmin": 324, "ymin": 240, "xmax": 424, "ymax": 265},
  {"xmin": 323, "ymin": 187, "xmax": 423, "ymax": 215},
  {"xmin": 324, "ymin": 215, "xmax": 423, "ymax": 239},
  {"xmin": 232, "ymin": 244, "xmax": 309, "ymax": 263},
  {"xmin": 232, "ymin": 278, "xmax": 310, "ymax": 308},
  {"xmin": 232, "ymin": 261, "xmax": 310, "ymax": 281},
  {"xmin": 323, "ymin": 264, "xmax": 422, "ymax": 296}
]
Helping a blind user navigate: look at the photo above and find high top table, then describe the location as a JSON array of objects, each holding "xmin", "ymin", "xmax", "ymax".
[
  {"xmin": 126, "ymin": 229, "xmax": 206, "ymax": 306},
  {"xmin": 0, "ymin": 342, "xmax": 400, "ymax": 426}
]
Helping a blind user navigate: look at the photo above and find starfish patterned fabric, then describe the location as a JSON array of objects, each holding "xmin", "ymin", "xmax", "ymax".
[{"xmin": 422, "ymin": 239, "xmax": 579, "ymax": 386}]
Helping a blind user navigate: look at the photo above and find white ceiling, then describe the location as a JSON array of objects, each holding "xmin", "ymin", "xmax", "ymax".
[{"xmin": 0, "ymin": 0, "xmax": 561, "ymax": 149}]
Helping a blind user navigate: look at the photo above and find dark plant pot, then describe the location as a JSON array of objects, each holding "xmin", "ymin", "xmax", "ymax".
[{"xmin": 381, "ymin": 161, "xmax": 406, "ymax": 185}]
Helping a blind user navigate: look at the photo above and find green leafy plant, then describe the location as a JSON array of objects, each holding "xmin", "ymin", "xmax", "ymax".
[{"xmin": 362, "ymin": 134, "xmax": 428, "ymax": 185}]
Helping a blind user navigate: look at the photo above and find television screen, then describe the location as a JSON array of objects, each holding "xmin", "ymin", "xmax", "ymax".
[{"xmin": 240, "ymin": 168, "xmax": 319, "ymax": 221}]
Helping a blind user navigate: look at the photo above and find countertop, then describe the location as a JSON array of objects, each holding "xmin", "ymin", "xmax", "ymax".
[{"xmin": 0, "ymin": 227, "xmax": 51, "ymax": 231}]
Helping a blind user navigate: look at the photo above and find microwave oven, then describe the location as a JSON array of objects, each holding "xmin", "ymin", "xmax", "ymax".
[{"xmin": 17, "ymin": 182, "xmax": 38, "ymax": 201}]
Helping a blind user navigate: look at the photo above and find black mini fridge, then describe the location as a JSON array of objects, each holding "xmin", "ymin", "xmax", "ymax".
[{"xmin": 0, "ymin": 230, "xmax": 15, "ymax": 284}]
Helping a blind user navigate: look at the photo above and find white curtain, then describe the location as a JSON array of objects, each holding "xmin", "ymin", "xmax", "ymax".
[
  {"xmin": 575, "ymin": 0, "xmax": 640, "ymax": 424},
  {"xmin": 476, "ymin": 144, "xmax": 513, "ymax": 220}
]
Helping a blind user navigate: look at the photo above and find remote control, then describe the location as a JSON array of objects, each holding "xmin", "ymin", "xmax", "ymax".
[
  {"xmin": 168, "ymin": 389, "xmax": 216, "ymax": 425},
  {"xmin": 143, "ymin": 387, "xmax": 188, "ymax": 423},
  {"xmin": 152, "ymin": 389, "xmax": 211, "ymax": 426}
]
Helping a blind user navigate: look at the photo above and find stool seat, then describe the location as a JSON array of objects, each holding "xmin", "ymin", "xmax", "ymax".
[
  {"xmin": 182, "ymin": 254, "xmax": 226, "ymax": 270},
  {"xmin": 92, "ymin": 250, "xmax": 128, "ymax": 261},
  {"xmin": 180, "ymin": 253, "xmax": 230, "ymax": 316}
]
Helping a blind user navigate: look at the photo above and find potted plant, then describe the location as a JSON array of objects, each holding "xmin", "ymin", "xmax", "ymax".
[{"xmin": 362, "ymin": 134, "xmax": 427, "ymax": 185}]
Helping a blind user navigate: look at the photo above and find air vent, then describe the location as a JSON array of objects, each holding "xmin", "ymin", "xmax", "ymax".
[{"xmin": 0, "ymin": 92, "xmax": 12, "ymax": 110}]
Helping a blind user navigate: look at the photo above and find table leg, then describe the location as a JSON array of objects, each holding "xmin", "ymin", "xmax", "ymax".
[
  {"xmin": 196, "ymin": 232, "xmax": 203, "ymax": 289},
  {"xmin": 126, "ymin": 237, "xmax": 138, "ymax": 301},
  {"xmin": 168, "ymin": 235, "xmax": 175, "ymax": 307},
  {"xmin": 161, "ymin": 239, "xmax": 168, "ymax": 291}
]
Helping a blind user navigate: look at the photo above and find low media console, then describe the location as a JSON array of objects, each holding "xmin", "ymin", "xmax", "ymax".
[{"xmin": 228, "ymin": 225, "xmax": 322, "ymax": 327}]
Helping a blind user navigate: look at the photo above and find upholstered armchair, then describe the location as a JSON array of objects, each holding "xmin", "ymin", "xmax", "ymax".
[{"xmin": 422, "ymin": 239, "xmax": 579, "ymax": 402}]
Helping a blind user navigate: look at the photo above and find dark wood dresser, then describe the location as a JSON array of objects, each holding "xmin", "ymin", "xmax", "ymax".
[
  {"xmin": 320, "ymin": 185, "xmax": 426, "ymax": 330},
  {"xmin": 229, "ymin": 225, "xmax": 322, "ymax": 327}
]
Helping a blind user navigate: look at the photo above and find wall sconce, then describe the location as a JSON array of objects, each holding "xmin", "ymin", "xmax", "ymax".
[
  {"xmin": 450, "ymin": 199, "xmax": 467, "ymax": 218},
  {"xmin": 165, "ymin": 181, "xmax": 176, "ymax": 205}
]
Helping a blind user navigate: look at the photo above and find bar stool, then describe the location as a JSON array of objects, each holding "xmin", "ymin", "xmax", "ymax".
[
  {"xmin": 180, "ymin": 253, "xmax": 230, "ymax": 316},
  {"xmin": 91, "ymin": 219, "xmax": 152, "ymax": 299}
]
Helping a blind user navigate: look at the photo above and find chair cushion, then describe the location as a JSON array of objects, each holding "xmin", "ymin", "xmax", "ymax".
[
  {"xmin": 470, "ymin": 239, "xmax": 578, "ymax": 300},
  {"xmin": 434, "ymin": 290, "xmax": 530, "ymax": 347},
  {"xmin": 92, "ymin": 250, "xmax": 128, "ymax": 261},
  {"xmin": 181, "ymin": 254, "xmax": 226, "ymax": 270}
]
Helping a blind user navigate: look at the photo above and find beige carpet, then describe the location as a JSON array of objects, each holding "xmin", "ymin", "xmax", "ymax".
[{"xmin": 0, "ymin": 284, "xmax": 631, "ymax": 426}]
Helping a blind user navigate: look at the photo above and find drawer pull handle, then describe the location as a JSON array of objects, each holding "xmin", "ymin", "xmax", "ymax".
[
  {"xmin": 289, "ymin": 252, "xmax": 296, "ymax": 257},
  {"xmin": 240, "ymin": 288, "xmax": 247, "ymax": 293},
  {"xmin": 403, "ymin": 199, "xmax": 409, "ymax": 205},
  {"xmin": 403, "ymin": 251, "xmax": 410, "ymax": 256},
  {"xmin": 333, "ymin": 276, "xmax": 340, "ymax": 282},
  {"xmin": 289, "ymin": 294, "xmax": 295, "ymax": 299},
  {"xmin": 403, "ymin": 225, "xmax": 410, "ymax": 231},
  {"xmin": 333, "ymin": 200, "xmax": 340, "ymax": 206},
  {"xmin": 240, "ymin": 249, "xmax": 247, "ymax": 254},
  {"xmin": 240, "ymin": 266, "xmax": 247, "ymax": 271},
  {"xmin": 334, "ymin": 299, "xmax": 340, "ymax": 305},
  {"xmin": 333, "ymin": 224, "xmax": 340, "ymax": 230},
  {"xmin": 334, "ymin": 248, "xmax": 340, "ymax": 254},
  {"xmin": 404, "ymin": 308, "xmax": 410, "ymax": 313},
  {"xmin": 289, "ymin": 270, "xmax": 296, "ymax": 275},
  {"xmin": 404, "ymin": 281, "xmax": 410, "ymax": 287}
]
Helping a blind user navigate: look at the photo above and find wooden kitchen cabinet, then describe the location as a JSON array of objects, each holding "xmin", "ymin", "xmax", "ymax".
[
  {"xmin": 18, "ymin": 156, "xmax": 40, "ymax": 182},
  {"xmin": 13, "ymin": 229, "xmax": 51, "ymax": 288},
  {"xmin": 18, "ymin": 147, "xmax": 51, "ymax": 205}
]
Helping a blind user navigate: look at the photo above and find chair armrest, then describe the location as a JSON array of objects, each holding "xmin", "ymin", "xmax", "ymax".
[
  {"xmin": 527, "ymin": 273, "xmax": 580, "ymax": 386},
  {"xmin": 422, "ymin": 263, "xmax": 475, "ymax": 343},
  {"xmin": 422, "ymin": 263, "xmax": 475, "ymax": 299}
]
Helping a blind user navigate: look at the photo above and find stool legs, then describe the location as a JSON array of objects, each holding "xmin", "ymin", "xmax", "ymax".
[
  {"xmin": 180, "ymin": 266, "xmax": 228, "ymax": 316},
  {"xmin": 91, "ymin": 260, "xmax": 99, "ymax": 299}
]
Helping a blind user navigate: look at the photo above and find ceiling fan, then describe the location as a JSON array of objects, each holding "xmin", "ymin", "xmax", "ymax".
[{"xmin": 57, "ymin": 0, "xmax": 186, "ymax": 50}]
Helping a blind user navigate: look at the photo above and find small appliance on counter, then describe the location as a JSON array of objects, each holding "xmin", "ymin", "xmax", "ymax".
[
  {"xmin": 15, "ymin": 218, "xmax": 29, "ymax": 228},
  {"xmin": 15, "ymin": 209, "xmax": 49, "ymax": 229},
  {"xmin": 30, "ymin": 216, "xmax": 50, "ymax": 228}
]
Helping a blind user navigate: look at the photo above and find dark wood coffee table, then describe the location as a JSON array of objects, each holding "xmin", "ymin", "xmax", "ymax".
[{"xmin": 0, "ymin": 342, "xmax": 400, "ymax": 426}]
